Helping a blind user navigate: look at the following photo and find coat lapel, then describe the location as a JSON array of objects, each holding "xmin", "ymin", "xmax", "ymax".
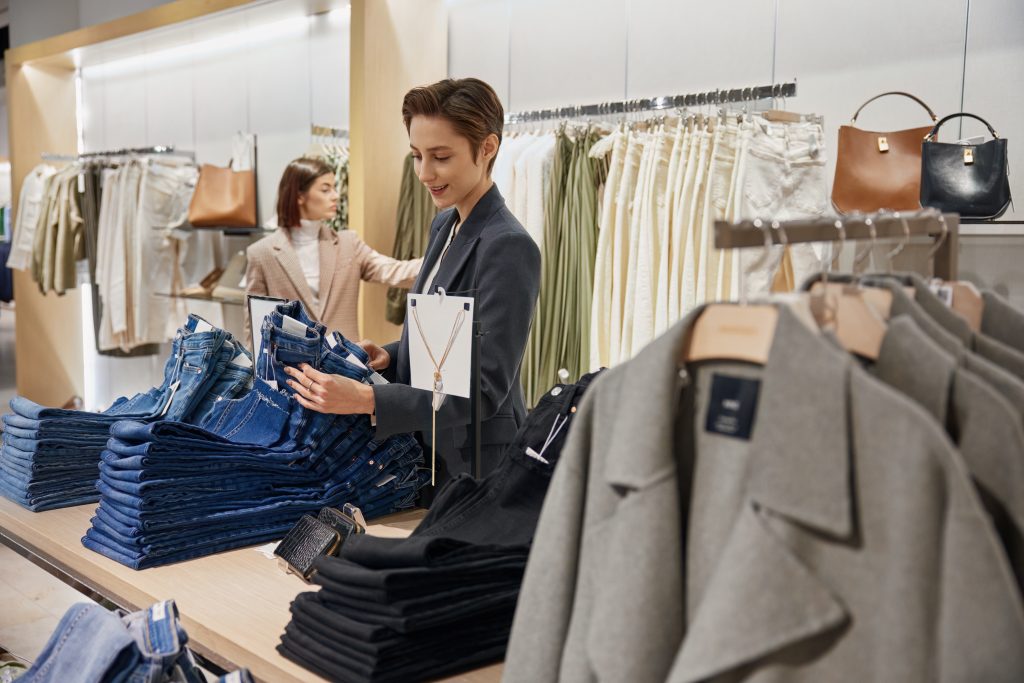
[
  {"xmin": 592, "ymin": 306, "xmax": 852, "ymax": 682},
  {"xmin": 270, "ymin": 229, "xmax": 317, "ymax": 314},
  {"xmin": 412, "ymin": 209, "xmax": 458, "ymax": 295},
  {"xmin": 316, "ymin": 224, "xmax": 339, "ymax": 320},
  {"xmin": 424, "ymin": 184, "xmax": 507, "ymax": 295}
]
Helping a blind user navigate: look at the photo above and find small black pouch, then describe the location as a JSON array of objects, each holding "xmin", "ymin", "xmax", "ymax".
[{"xmin": 273, "ymin": 514, "xmax": 341, "ymax": 581}]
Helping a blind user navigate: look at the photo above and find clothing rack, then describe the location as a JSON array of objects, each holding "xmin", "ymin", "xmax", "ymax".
[
  {"xmin": 310, "ymin": 124, "xmax": 348, "ymax": 140},
  {"xmin": 41, "ymin": 146, "xmax": 195, "ymax": 161},
  {"xmin": 714, "ymin": 210, "xmax": 960, "ymax": 280},
  {"xmin": 504, "ymin": 80, "xmax": 798, "ymax": 125}
]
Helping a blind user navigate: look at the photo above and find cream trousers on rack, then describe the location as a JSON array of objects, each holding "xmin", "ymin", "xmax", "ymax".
[{"xmin": 737, "ymin": 118, "xmax": 830, "ymax": 299}]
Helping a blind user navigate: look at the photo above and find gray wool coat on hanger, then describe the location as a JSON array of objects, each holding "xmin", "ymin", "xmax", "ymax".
[{"xmin": 504, "ymin": 304, "xmax": 1024, "ymax": 683}]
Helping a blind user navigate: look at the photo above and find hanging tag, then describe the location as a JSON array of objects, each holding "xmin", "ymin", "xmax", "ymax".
[
  {"xmin": 158, "ymin": 380, "xmax": 181, "ymax": 418},
  {"xmin": 77, "ymin": 173, "xmax": 85, "ymax": 193},
  {"xmin": 432, "ymin": 372, "xmax": 445, "ymax": 411},
  {"xmin": 525, "ymin": 447, "xmax": 550, "ymax": 464}
]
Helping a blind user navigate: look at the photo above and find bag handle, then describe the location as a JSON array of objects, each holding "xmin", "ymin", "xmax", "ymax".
[
  {"xmin": 924, "ymin": 112, "xmax": 999, "ymax": 141},
  {"xmin": 851, "ymin": 91, "xmax": 938, "ymax": 123}
]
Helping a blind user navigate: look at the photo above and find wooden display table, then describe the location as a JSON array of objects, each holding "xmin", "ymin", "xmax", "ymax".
[{"xmin": 0, "ymin": 498, "xmax": 503, "ymax": 682}]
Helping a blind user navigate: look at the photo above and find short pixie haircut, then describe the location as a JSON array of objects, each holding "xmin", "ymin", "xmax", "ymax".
[{"xmin": 401, "ymin": 78, "xmax": 504, "ymax": 174}]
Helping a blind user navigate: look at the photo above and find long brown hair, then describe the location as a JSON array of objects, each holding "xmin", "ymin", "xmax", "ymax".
[
  {"xmin": 401, "ymin": 78, "xmax": 504, "ymax": 174},
  {"xmin": 276, "ymin": 157, "xmax": 334, "ymax": 228}
]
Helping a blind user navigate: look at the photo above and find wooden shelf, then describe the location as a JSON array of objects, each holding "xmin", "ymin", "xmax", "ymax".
[{"xmin": 0, "ymin": 499, "xmax": 503, "ymax": 683}]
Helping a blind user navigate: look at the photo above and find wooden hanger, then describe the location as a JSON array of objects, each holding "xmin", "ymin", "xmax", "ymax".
[
  {"xmin": 808, "ymin": 281, "xmax": 886, "ymax": 360},
  {"xmin": 683, "ymin": 219, "xmax": 779, "ymax": 365},
  {"xmin": 683, "ymin": 304, "xmax": 778, "ymax": 365}
]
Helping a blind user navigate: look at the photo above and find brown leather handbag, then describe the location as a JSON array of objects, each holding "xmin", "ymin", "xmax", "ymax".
[
  {"xmin": 188, "ymin": 163, "xmax": 257, "ymax": 228},
  {"xmin": 832, "ymin": 92, "xmax": 938, "ymax": 214}
]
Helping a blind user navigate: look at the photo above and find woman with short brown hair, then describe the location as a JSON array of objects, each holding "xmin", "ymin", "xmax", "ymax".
[{"xmin": 285, "ymin": 78, "xmax": 542, "ymax": 493}]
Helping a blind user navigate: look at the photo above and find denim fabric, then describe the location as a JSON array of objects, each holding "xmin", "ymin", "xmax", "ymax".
[
  {"xmin": 20, "ymin": 599, "xmax": 249, "ymax": 683},
  {"xmin": 0, "ymin": 316, "xmax": 253, "ymax": 512},
  {"xmin": 74, "ymin": 303, "xmax": 425, "ymax": 569}
]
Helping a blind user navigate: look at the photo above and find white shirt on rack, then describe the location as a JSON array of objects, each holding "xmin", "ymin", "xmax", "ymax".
[{"xmin": 292, "ymin": 219, "xmax": 321, "ymax": 307}]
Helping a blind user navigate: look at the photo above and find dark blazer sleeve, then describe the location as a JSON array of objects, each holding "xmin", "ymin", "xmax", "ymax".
[{"xmin": 372, "ymin": 229, "xmax": 541, "ymax": 439}]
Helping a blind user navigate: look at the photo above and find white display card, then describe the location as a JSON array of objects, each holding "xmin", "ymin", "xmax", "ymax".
[
  {"xmin": 407, "ymin": 292, "xmax": 474, "ymax": 399},
  {"xmin": 247, "ymin": 294, "xmax": 287, "ymax": 354}
]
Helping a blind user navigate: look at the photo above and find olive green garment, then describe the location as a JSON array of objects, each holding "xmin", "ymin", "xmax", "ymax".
[{"xmin": 386, "ymin": 153, "xmax": 436, "ymax": 325}]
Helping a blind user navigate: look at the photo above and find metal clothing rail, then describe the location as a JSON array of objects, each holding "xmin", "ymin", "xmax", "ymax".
[
  {"xmin": 311, "ymin": 124, "xmax": 348, "ymax": 139},
  {"xmin": 504, "ymin": 80, "xmax": 798, "ymax": 125},
  {"xmin": 713, "ymin": 209, "xmax": 960, "ymax": 281},
  {"xmin": 41, "ymin": 145, "xmax": 195, "ymax": 161}
]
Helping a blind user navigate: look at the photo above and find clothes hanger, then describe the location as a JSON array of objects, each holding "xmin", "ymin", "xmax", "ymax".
[
  {"xmin": 806, "ymin": 215, "xmax": 888, "ymax": 359},
  {"xmin": 683, "ymin": 219, "xmax": 778, "ymax": 366},
  {"xmin": 923, "ymin": 212, "xmax": 984, "ymax": 332}
]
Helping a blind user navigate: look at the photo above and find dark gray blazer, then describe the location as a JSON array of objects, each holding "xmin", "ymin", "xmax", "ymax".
[{"xmin": 372, "ymin": 184, "xmax": 541, "ymax": 457}]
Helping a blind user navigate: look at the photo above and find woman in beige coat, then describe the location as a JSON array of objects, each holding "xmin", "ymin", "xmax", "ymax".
[{"xmin": 245, "ymin": 157, "xmax": 422, "ymax": 344}]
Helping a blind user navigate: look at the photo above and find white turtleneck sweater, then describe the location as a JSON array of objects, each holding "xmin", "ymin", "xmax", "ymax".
[{"xmin": 291, "ymin": 219, "xmax": 321, "ymax": 307}]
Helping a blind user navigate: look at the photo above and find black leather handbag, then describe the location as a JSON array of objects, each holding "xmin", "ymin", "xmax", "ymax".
[{"xmin": 920, "ymin": 113, "xmax": 1012, "ymax": 219}]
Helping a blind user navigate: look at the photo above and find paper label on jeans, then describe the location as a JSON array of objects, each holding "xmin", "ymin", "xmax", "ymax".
[
  {"xmin": 230, "ymin": 352, "xmax": 253, "ymax": 368},
  {"xmin": 369, "ymin": 371, "xmax": 389, "ymax": 386},
  {"xmin": 705, "ymin": 374, "xmax": 761, "ymax": 440},
  {"xmin": 346, "ymin": 353, "xmax": 367, "ymax": 370},
  {"xmin": 929, "ymin": 281, "xmax": 954, "ymax": 307},
  {"xmin": 282, "ymin": 315, "xmax": 308, "ymax": 337},
  {"xmin": 150, "ymin": 601, "xmax": 168, "ymax": 622},
  {"xmin": 193, "ymin": 319, "xmax": 214, "ymax": 334},
  {"xmin": 328, "ymin": 335, "xmax": 339, "ymax": 348}
]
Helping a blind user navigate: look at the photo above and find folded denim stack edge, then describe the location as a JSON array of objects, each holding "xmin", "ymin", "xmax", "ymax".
[
  {"xmin": 83, "ymin": 301, "xmax": 427, "ymax": 569},
  {"xmin": 19, "ymin": 598, "xmax": 253, "ymax": 683},
  {"xmin": 279, "ymin": 372, "xmax": 599, "ymax": 683},
  {"xmin": 0, "ymin": 315, "xmax": 253, "ymax": 512}
]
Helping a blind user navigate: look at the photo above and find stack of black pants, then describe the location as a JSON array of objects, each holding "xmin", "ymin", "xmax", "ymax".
[{"xmin": 279, "ymin": 371, "xmax": 600, "ymax": 682}]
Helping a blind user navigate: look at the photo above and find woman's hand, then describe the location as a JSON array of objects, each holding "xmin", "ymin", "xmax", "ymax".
[
  {"xmin": 358, "ymin": 340, "xmax": 390, "ymax": 371},
  {"xmin": 284, "ymin": 364, "xmax": 375, "ymax": 415}
]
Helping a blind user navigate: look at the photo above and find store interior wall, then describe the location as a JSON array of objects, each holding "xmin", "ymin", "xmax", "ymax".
[
  {"xmin": 447, "ymin": 0, "xmax": 1024, "ymax": 302},
  {"xmin": 72, "ymin": 1, "xmax": 350, "ymax": 408}
]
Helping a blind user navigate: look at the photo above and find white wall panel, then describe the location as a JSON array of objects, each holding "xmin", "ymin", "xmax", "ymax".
[
  {"xmin": 310, "ymin": 9, "xmax": 352, "ymax": 129},
  {"xmin": 961, "ymin": 0, "xmax": 1024, "ymax": 222},
  {"xmin": 508, "ymin": 0, "xmax": 627, "ymax": 112},
  {"xmin": 626, "ymin": 0, "xmax": 774, "ymax": 98},
  {"xmin": 774, "ymin": 0, "xmax": 969, "ymax": 197},
  {"xmin": 447, "ymin": 0, "xmax": 511, "ymax": 106}
]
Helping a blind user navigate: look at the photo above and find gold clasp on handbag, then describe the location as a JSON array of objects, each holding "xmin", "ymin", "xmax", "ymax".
[
  {"xmin": 964, "ymin": 147, "xmax": 975, "ymax": 165},
  {"xmin": 877, "ymin": 136, "xmax": 889, "ymax": 153}
]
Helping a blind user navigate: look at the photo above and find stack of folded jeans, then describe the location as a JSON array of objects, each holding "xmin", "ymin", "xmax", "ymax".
[
  {"xmin": 83, "ymin": 301, "xmax": 427, "ymax": 569},
  {"xmin": 0, "ymin": 316, "xmax": 253, "ymax": 511},
  {"xmin": 279, "ymin": 372, "xmax": 599, "ymax": 683},
  {"xmin": 19, "ymin": 598, "xmax": 253, "ymax": 683}
]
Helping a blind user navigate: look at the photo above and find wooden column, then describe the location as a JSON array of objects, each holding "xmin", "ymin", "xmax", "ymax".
[
  {"xmin": 6, "ymin": 60, "xmax": 83, "ymax": 407},
  {"xmin": 349, "ymin": 0, "xmax": 447, "ymax": 344}
]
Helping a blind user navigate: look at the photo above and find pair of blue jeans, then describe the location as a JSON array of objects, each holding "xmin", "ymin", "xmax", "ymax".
[{"xmin": 19, "ymin": 599, "xmax": 253, "ymax": 683}]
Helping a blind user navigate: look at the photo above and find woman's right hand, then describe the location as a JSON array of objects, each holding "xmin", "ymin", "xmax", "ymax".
[{"xmin": 358, "ymin": 340, "xmax": 390, "ymax": 371}]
